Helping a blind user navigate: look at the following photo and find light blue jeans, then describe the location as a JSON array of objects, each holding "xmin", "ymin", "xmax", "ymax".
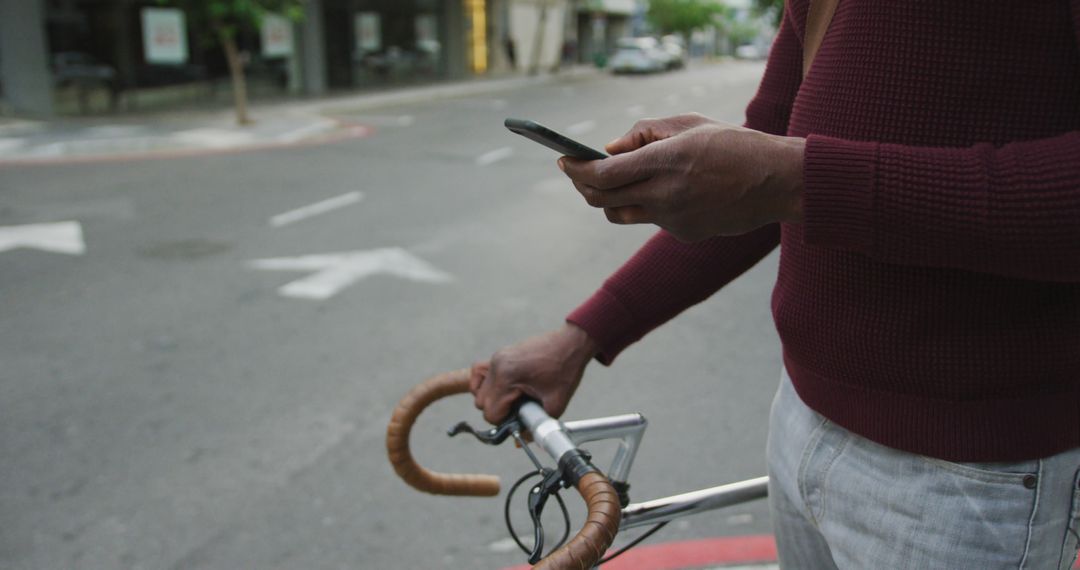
[{"xmin": 767, "ymin": 369, "xmax": 1080, "ymax": 569}]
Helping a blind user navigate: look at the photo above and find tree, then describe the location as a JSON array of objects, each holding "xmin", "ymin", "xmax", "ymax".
[
  {"xmin": 158, "ymin": 0, "xmax": 304, "ymax": 125},
  {"xmin": 752, "ymin": 0, "xmax": 784, "ymax": 27},
  {"xmin": 646, "ymin": 0, "xmax": 728, "ymax": 36}
]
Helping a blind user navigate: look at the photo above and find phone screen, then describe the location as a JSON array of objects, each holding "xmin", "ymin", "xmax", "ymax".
[{"xmin": 504, "ymin": 118, "xmax": 607, "ymax": 161}]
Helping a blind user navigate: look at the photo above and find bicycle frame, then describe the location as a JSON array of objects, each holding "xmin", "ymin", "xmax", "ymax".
[
  {"xmin": 518, "ymin": 401, "xmax": 769, "ymax": 530},
  {"xmin": 386, "ymin": 369, "xmax": 770, "ymax": 569}
]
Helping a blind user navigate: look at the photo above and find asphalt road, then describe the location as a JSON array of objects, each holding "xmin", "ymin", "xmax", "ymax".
[{"xmin": 0, "ymin": 61, "xmax": 782, "ymax": 570}]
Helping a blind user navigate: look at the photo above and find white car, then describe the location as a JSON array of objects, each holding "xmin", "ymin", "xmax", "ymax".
[
  {"xmin": 735, "ymin": 44, "xmax": 767, "ymax": 60},
  {"xmin": 609, "ymin": 38, "xmax": 669, "ymax": 74},
  {"xmin": 661, "ymin": 35, "xmax": 688, "ymax": 69}
]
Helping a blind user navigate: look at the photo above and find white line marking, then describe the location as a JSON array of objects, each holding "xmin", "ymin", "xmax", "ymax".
[
  {"xmin": 249, "ymin": 248, "xmax": 452, "ymax": 300},
  {"xmin": 488, "ymin": 538, "xmax": 520, "ymax": 553},
  {"xmin": 348, "ymin": 115, "xmax": 415, "ymax": 127},
  {"xmin": 725, "ymin": 513, "xmax": 755, "ymax": 526},
  {"xmin": 0, "ymin": 138, "xmax": 26, "ymax": 153},
  {"xmin": 565, "ymin": 120, "xmax": 597, "ymax": 136},
  {"xmin": 83, "ymin": 125, "xmax": 147, "ymax": 137},
  {"xmin": 625, "ymin": 104, "xmax": 646, "ymax": 116},
  {"xmin": 699, "ymin": 561, "xmax": 777, "ymax": 565},
  {"xmin": 172, "ymin": 128, "xmax": 256, "ymax": 149},
  {"xmin": 269, "ymin": 192, "xmax": 364, "ymax": 228},
  {"xmin": 476, "ymin": 147, "xmax": 514, "ymax": 166},
  {"xmin": 276, "ymin": 119, "xmax": 337, "ymax": 143},
  {"xmin": 0, "ymin": 221, "xmax": 85, "ymax": 255}
]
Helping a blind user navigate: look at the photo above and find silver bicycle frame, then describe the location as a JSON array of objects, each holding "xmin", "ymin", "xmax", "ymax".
[{"xmin": 517, "ymin": 402, "xmax": 769, "ymax": 530}]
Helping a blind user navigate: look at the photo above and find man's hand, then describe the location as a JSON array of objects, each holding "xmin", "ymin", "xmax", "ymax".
[
  {"xmin": 470, "ymin": 324, "xmax": 599, "ymax": 425},
  {"xmin": 560, "ymin": 114, "xmax": 806, "ymax": 242}
]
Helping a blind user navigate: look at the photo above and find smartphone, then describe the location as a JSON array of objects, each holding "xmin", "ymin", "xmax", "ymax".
[{"xmin": 504, "ymin": 118, "xmax": 607, "ymax": 161}]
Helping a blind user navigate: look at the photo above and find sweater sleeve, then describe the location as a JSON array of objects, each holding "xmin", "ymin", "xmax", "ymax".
[
  {"xmin": 802, "ymin": 132, "xmax": 1080, "ymax": 282},
  {"xmin": 564, "ymin": 9, "xmax": 803, "ymax": 365},
  {"xmin": 567, "ymin": 227, "xmax": 781, "ymax": 365}
]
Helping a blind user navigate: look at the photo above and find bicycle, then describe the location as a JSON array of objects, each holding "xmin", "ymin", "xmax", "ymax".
[{"xmin": 386, "ymin": 368, "xmax": 770, "ymax": 570}]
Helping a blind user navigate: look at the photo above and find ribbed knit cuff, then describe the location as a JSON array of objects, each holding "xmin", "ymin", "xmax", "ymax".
[
  {"xmin": 802, "ymin": 135, "xmax": 879, "ymax": 254},
  {"xmin": 566, "ymin": 289, "xmax": 638, "ymax": 366}
]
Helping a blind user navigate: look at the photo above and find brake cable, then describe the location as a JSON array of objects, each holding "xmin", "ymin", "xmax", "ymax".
[
  {"xmin": 504, "ymin": 470, "xmax": 571, "ymax": 558},
  {"xmin": 504, "ymin": 431, "xmax": 668, "ymax": 566},
  {"xmin": 450, "ymin": 412, "xmax": 668, "ymax": 566}
]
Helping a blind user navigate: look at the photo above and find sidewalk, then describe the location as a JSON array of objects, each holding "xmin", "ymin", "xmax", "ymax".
[{"xmin": 0, "ymin": 66, "xmax": 599, "ymax": 166}]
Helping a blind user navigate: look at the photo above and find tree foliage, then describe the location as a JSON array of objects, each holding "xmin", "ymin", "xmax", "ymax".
[
  {"xmin": 752, "ymin": 0, "xmax": 785, "ymax": 27},
  {"xmin": 154, "ymin": 0, "xmax": 305, "ymax": 125},
  {"xmin": 157, "ymin": 0, "xmax": 304, "ymax": 40},
  {"xmin": 646, "ymin": 0, "xmax": 729, "ymax": 36}
]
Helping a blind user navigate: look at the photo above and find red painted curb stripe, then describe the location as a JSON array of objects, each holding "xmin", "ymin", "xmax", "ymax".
[
  {"xmin": 500, "ymin": 534, "xmax": 777, "ymax": 570},
  {"xmin": 497, "ymin": 535, "xmax": 1080, "ymax": 569}
]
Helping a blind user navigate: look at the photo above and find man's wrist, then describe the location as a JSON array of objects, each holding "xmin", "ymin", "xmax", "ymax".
[{"xmin": 561, "ymin": 322, "xmax": 600, "ymax": 360}]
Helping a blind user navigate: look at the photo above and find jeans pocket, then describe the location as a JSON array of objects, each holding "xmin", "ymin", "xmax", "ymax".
[{"xmin": 919, "ymin": 456, "xmax": 1039, "ymax": 485}]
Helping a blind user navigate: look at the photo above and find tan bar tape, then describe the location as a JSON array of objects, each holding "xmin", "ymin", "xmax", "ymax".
[
  {"xmin": 533, "ymin": 472, "xmax": 622, "ymax": 570},
  {"xmin": 386, "ymin": 369, "xmax": 501, "ymax": 497}
]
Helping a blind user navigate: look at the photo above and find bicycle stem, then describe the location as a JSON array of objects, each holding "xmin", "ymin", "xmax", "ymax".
[{"xmin": 517, "ymin": 402, "xmax": 648, "ymax": 490}]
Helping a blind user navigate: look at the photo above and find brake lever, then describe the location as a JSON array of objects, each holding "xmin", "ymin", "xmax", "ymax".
[
  {"xmin": 447, "ymin": 416, "xmax": 522, "ymax": 445},
  {"xmin": 526, "ymin": 467, "xmax": 569, "ymax": 564}
]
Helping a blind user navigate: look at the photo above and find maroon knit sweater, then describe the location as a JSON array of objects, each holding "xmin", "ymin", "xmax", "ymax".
[{"xmin": 567, "ymin": 0, "xmax": 1080, "ymax": 462}]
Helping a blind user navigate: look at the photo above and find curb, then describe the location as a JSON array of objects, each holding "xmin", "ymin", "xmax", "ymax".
[
  {"xmin": 0, "ymin": 121, "xmax": 373, "ymax": 167},
  {"xmin": 0, "ymin": 67, "xmax": 599, "ymax": 167}
]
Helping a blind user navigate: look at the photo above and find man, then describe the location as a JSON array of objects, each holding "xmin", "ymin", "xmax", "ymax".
[{"xmin": 471, "ymin": 1, "xmax": 1080, "ymax": 567}]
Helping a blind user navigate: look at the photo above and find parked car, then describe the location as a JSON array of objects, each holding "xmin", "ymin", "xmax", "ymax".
[
  {"xmin": 735, "ymin": 44, "xmax": 767, "ymax": 60},
  {"xmin": 609, "ymin": 37, "xmax": 669, "ymax": 74},
  {"xmin": 661, "ymin": 35, "xmax": 688, "ymax": 69}
]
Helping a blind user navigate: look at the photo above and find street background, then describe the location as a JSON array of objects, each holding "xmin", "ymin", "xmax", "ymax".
[{"xmin": 0, "ymin": 60, "xmax": 782, "ymax": 569}]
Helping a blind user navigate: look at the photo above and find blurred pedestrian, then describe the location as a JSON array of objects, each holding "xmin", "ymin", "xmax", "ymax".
[{"xmin": 504, "ymin": 34, "xmax": 517, "ymax": 70}]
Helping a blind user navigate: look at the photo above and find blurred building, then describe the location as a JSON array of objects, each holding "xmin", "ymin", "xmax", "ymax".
[
  {"xmin": 571, "ymin": 0, "xmax": 637, "ymax": 65},
  {"xmin": 495, "ymin": 0, "xmax": 637, "ymax": 72},
  {"xmin": 0, "ymin": 0, "xmax": 521, "ymax": 117}
]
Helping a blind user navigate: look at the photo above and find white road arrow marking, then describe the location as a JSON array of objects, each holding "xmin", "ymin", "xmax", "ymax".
[
  {"xmin": 269, "ymin": 192, "xmax": 363, "ymax": 228},
  {"xmin": 0, "ymin": 221, "xmax": 85, "ymax": 255},
  {"xmin": 249, "ymin": 247, "xmax": 452, "ymax": 300}
]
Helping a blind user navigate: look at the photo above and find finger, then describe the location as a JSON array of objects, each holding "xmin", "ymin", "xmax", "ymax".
[
  {"xmin": 483, "ymin": 389, "xmax": 522, "ymax": 425},
  {"xmin": 604, "ymin": 118, "xmax": 672, "ymax": 155},
  {"xmin": 575, "ymin": 170, "xmax": 667, "ymax": 209},
  {"xmin": 560, "ymin": 150, "xmax": 653, "ymax": 191},
  {"xmin": 473, "ymin": 382, "xmax": 485, "ymax": 410},
  {"xmin": 605, "ymin": 114, "xmax": 709, "ymax": 155},
  {"xmin": 518, "ymin": 386, "xmax": 568, "ymax": 420},
  {"xmin": 575, "ymin": 181, "xmax": 648, "ymax": 210},
  {"xmin": 605, "ymin": 205, "xmax": 650, "ymax": 225},
  {"xmin": 468, "ymin": 361, "xmax": 490, "ymax": 394}
]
